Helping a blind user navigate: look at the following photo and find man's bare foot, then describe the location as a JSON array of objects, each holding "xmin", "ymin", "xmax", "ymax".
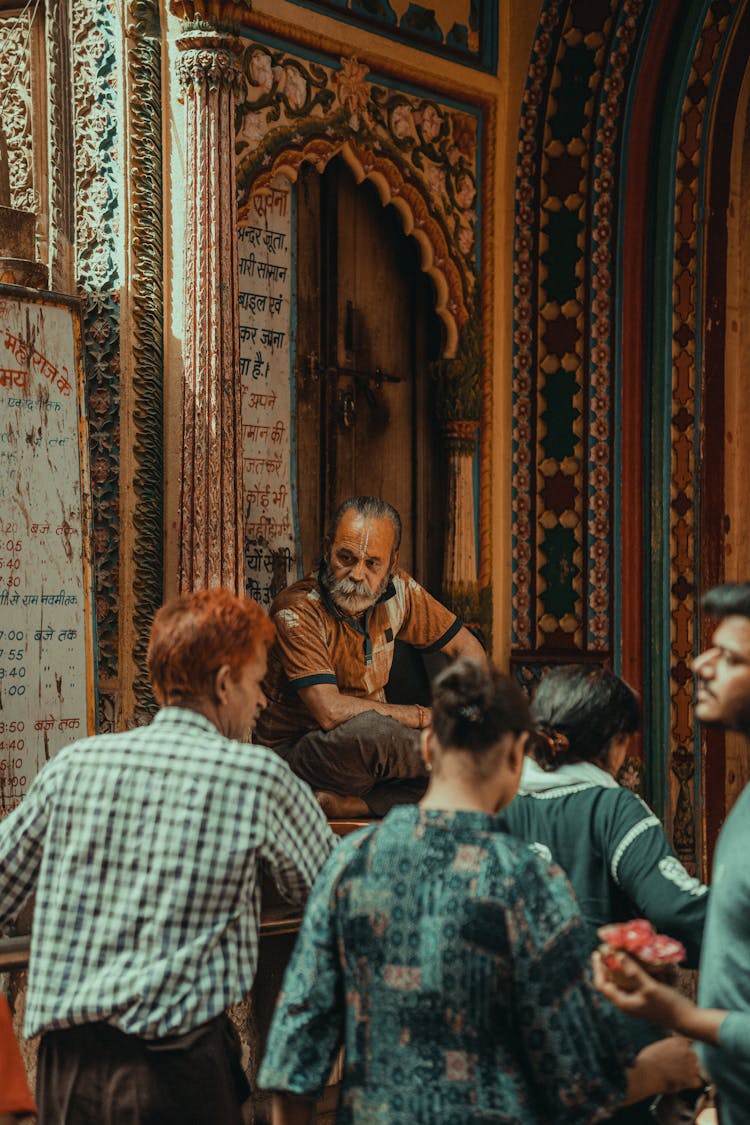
[{"xmin": 314, "ymin": 791, "xmax": 371, "ymax": 819}]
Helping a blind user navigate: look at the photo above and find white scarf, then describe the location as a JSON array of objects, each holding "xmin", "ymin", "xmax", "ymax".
[{"xmin": 518, "ymin": 755, "xmax": 619, "ymax": 796}]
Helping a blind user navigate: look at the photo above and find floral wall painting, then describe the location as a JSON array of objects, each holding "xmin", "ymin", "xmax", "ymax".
[
  {"xmin": 235, "ymin": 38, "xmax": 483, "ymax": 361},
  {"xmin": 284, "ymin": 0, "xmax": 497, "ymax": 72}
]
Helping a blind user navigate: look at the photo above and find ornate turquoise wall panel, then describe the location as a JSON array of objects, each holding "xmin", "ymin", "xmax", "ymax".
[{"xmin": 285, "ymin": 0, "xmax": 497, "ymax": 72}]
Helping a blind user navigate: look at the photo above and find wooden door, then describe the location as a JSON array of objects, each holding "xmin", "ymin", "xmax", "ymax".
[{"xmin": 295, "ymin": 157, "xmax": 444, "ymax": 588}]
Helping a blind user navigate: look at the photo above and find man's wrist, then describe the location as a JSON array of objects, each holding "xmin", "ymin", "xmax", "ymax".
[{"xmin": 415, "ymin": 704, "xmax": 427, "ymax": 729}]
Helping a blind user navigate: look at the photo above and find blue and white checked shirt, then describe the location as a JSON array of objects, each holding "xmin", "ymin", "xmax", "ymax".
[{"xmin": 0, "ymin": 707, "xmax": 336, "ymax": 1039}]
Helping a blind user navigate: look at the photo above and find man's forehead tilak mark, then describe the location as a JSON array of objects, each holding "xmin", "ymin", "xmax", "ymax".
[{"xmin": 335, "ymin": 518, "xmax": 392, "ymax": 562}]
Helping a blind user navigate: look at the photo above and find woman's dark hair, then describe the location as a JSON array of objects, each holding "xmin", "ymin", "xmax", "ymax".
[
  {"xmin": 431, "ymin": 657, "xmax": 531, "ymax": 755},
  {"xmin": 528, "ymin": 665, "xmax": 640, "ymax": 771}
]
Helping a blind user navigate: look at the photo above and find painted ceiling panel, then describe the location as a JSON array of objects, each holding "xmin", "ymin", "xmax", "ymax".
[{"xmin": 286, "ymin": 0, "xmax": 498, "ymax": 72}]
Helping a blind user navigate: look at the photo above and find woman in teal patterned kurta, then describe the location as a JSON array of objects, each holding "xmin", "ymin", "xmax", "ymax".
[{"xmin": 258, "ymin": 659, "xmax": 699, "ymax": 1123}]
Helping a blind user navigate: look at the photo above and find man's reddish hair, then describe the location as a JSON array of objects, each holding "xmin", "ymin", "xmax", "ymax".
[{"xmin": 147, "ymin": 588, "xmax": 275, "ymax": 706}]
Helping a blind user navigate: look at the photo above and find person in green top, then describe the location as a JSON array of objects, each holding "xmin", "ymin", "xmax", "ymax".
[
  {"xmin": 499, "ymin": 664, "xmax": 709, "ymax": 1123},
  {"xmin": 595, "ymin": 583, "xmax": 750, "ymax": 1125}
]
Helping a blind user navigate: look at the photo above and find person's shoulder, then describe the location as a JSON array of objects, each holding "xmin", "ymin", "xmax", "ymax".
[
  {"xmin": 392, "ymin": 566, "xmax": 423, "ymax": 593},
  {"xmin": 227, "ymin": 738, "xmax": 296, "ymax": 780},
  {"xmin": 313, "ymin": 822, "xmax": 379, "ymax": 892},
  {"xmin": 333, "ymin": 822, "xmax": 379, "ymax": 858},
  {"xmin": 594, "ymin": 783, "xmax": 655, "ymax": 822},
  {"xmin": 391, "ymin": 568, "xmax": 455, "ymax": 617},
  {"xmin": 488, "ymin": 827, "xmax": 580, "ymax": 916},
  {"xmin": 270, "ymin": 573, "xmax": 329, "ymax": 621},
  {"xmin": 390, "ymin": 568, "xmax": 434, "ymax": 608},
  {"xmin": 587, "ymin": 785, "xmax": 666, "ymax": 867},
  {"xmin": 489, "ymin": 822, "xmax": 552, "ymax": 866},
  {"xmin": 270, "ymin": 572, "xmax": 317, "ymax": 608},
  {"xmin": 46, "ymin": 730, "xmax": 119, "ymax": 768}
]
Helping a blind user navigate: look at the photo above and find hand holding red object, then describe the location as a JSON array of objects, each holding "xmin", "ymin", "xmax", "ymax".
[{"xmin": 597, "ymin": 919, "xmax": 686, "ymax": 987}]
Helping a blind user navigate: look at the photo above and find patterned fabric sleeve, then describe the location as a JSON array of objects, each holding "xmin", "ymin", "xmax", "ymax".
[
  {"xmin": 257, "ymin": 754, "xmax": 337, "ymax": 904},
  {"xmin": 602, "ymin": 789, "xmax": 708, "ymax": 967},
  {"xmin": 273, "ymin": 597, "xmax": 337, "ymax": 689},
  {"xmin": 392, "ymin": 571, "xmax": 462, "ymax": 652},
  {"xmin": 258, "ymin": 833, "xmax": 368, "ymax": 1097},
  {"xmin": 0, "ymin": 763, "xmax": 55, "ymax": 932},
  {"xmin": 508, "ymin": 854, "xmax": 632, "ymax": 1123}
]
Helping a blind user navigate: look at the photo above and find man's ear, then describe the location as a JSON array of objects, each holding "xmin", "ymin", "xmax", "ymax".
[
  {"xmin": 214, "ymin": 664, "xmax": 232, "ymax": 705},
  {"xmin": 390, "ymin": 549, "xmax": 400, "ymax": 575}
]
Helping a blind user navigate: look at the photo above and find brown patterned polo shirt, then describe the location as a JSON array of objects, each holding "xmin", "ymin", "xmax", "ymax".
[{"xmin": 254, "ymin": 567, "xmax": 461, "ymax": 747}]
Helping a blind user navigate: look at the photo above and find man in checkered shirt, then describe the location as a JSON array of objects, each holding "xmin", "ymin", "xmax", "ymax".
[{"xmin": 0, "ymin": 588, "xmax": 336, "ymax": 1124}]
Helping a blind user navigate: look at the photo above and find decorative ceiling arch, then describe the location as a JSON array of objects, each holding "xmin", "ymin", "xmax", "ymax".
[{"xmin": 238, "ymin": 133, "xmax": 464, "ymax": 356}]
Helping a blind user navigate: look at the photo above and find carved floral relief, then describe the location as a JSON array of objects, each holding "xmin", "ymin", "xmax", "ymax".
[
  {"xmin": 235, "ymin": 41, "xmax": 480, "ymax": 322},
  {"xmin": 0, "ymin": 10, "xmax": 35, "ymax": 211},
  {"xmin": 71, "ymin": 0, "xmax": 123, "ymax": 686}
]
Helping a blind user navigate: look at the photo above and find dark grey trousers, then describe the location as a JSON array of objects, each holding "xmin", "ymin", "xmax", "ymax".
[
  {"xmin": 273, "ymin": 711, "xmax": 428, "ymax": 817},
  {"xmin": 37, "ymin": 1014, "xmax": 249, "ymax": 1124}
]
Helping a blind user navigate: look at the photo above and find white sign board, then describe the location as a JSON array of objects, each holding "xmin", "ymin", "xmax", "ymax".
[
  {"xmin": 0, "ymin": 287, "xmax": 96, "ymax": 816},
  {"xmin": 239, "ymin": 174, "xmax": 300, "ymax": 606}
]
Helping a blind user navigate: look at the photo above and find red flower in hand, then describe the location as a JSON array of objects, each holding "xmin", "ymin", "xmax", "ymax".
[{"xmin": 598, "ymin": 919, "xmax": 686, "ymax": 984}]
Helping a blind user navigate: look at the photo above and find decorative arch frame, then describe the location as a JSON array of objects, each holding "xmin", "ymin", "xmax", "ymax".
[{"xmin": 240, "ymin": 134, "xmax": 468, "ymax": 358}]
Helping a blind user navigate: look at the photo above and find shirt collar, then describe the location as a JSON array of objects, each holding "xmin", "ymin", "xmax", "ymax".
[
  {"xmin": 388, "ymin": 805, "xmax": 500, "ymax": 833},
  {"xmin": 518, "ymin": 755, "xmax": 619, "ymax": 795},
  {"xmin": 152, "ymin": 706, "xmax": 220, "ymax": 736}
]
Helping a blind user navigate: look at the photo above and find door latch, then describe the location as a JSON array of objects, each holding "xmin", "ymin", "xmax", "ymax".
[{"xmin": 338, "ymin": 388, "xmax": 356, "ymax": 429}]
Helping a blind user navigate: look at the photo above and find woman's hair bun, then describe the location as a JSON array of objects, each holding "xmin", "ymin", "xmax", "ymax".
[
  {"xmin": 431, "ymin": 656, "xmax": 530, "ymax": 753},
  {"xmin": 457, "ymin": 702, "xmax": 482, "ymax": 723}
]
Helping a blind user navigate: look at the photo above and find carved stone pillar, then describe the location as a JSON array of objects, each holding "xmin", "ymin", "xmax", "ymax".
[
  {"xmin": 175, "ymin": 27, "xmax": 245, "ymax": 593},
  {"xmin": 442, "ymin": 420, "xmax": 479, "ymax": 597}
]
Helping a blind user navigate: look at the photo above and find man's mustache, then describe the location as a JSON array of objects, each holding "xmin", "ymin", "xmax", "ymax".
[{"xmin": 334, "ymin": 578, "xmax": 371, "ymax": 596}]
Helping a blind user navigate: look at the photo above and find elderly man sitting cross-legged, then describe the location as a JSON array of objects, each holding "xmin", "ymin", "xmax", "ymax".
[{"xmin": 254, "ymin": 496, "xmax": 486, "ymax": 818}]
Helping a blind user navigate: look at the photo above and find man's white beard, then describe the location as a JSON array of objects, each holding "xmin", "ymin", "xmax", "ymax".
[{"xmin": 321, "ymin": 562, "xmax": 389, "ymax": 616}]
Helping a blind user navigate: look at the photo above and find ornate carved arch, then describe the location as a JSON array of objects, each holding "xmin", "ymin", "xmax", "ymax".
[
  {"xmin": 234, "ymin": 42, "xmax": 482, "ymax": 366},
  {"xmin": 240, "ymin": 134, "xmax": 467, "ymax": 357}
]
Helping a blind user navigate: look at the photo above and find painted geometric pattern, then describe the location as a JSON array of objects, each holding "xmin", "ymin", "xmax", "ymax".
[
  {"xmin": 235, "ymin": 39, "xmax": 481, "ymax": 336},
  {"xmin": 285, "ymin": 0, "xmax": 497, "ymax": 72},
  {"xmin": 0, "ymin": 10, "xmax": 35, "ymax": 211},
  {"xmin": 512, "ymin": 0, "xmax": 647, "ymax": 675},
  {"xmin": 72, "ymin": 0, "xmax": 122, "ymax": 685},
  {"xmin": 668, "ymin": 0, "xmax": 740, "ymax": 866}
]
